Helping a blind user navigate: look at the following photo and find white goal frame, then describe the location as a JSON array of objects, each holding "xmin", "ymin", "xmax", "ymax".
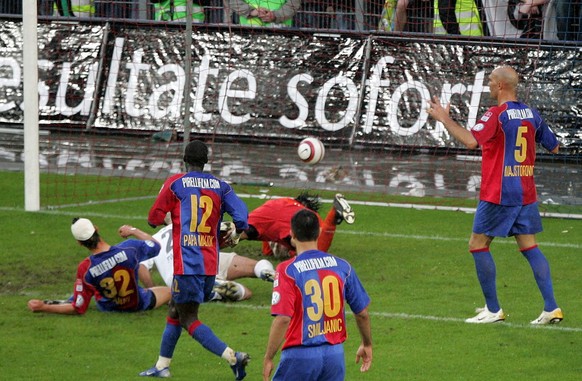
[{"xmin": 23, "ymin": 0, "xmax": 40, "ymax": 211}]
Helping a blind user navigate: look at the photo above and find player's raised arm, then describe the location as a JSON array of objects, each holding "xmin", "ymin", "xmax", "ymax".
[
  {"xmin": 427, "ymin": 96, "xmax": 479, "ymax": 149},
  {"xmin": 118, "ymin": 224, "xmax": 157, "ymax": 243}
]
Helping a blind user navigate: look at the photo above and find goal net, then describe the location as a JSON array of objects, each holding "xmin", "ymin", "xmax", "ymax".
[{"xmin": 1, "ymin": 0, "xmax": 581, "ymax": 216}]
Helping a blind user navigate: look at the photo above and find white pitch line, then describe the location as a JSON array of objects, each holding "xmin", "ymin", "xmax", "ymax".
[
  {"xmin": 214, "ymin": 303, "xmax": 582, "ymax": 333},
  {"xmin": 1, "ymin": 206, "xmax": 580, "ymax": 249},
  {"xmin": 3, "ymin": 205, "xmax": 580, "ymax": 331},
  {"xmin": 371, "ymin": 311, "xmax": 582, "ymax": 332},
  {"xmin": 337, "ymin": 230, "xmax": 582, "ymax": 249},
  {"xmin": 239, "ymin": 194, "xmax": 582, "ymax": 220}
]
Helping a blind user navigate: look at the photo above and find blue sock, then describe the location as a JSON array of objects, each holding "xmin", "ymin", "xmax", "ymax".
[
  {"xmin": 521, "ymin": 246, "xmax": 558, "ymax": 311},
  {"xmin": 189, "ymin": 321, "xmax": 228, "ymax": 357},
  {"xmin": 160, "ymin": 318, "xmax": 182, "ymax": 358},
  {"xmin": 471, "ymin": 250, "xmax": 500, "ymax": 313}
]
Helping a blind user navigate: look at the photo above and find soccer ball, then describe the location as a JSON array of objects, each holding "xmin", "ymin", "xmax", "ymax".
[{"xmin": 297, "ymin": 137, "xmax": 325, "ymax": 165}]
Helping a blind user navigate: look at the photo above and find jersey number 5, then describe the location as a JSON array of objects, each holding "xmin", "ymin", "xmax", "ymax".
[{"xmin": 514, "ymin": 126, "xmax": 528, "ymax": 163}]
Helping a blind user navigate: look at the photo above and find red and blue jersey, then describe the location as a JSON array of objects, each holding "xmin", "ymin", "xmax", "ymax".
[
  {"xmin": 271, "ymin": 250, "xmax": 370, "ymax": 350},
  {"xmin": 148, "ymin": 171, "xmax": 248, "ymax": 276},
  {"xmin": 471, "ymin": 101, "xmax": 559, "ymax": 206},
  {"xmin": 72, "ymin": 239, "xmax": 160, "ymax": 314}
]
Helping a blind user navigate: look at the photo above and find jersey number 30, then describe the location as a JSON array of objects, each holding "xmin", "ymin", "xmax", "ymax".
[{"xmin": 305, "ymin": 276, "xmax": 342, "ymax": 321}]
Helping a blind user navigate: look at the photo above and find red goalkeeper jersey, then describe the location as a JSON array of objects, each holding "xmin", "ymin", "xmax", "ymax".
[{"xmin": 248, "ymin": 198, "xmax": 323, "ymax": 249}]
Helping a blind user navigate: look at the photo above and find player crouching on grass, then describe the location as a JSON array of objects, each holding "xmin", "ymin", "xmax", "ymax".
[
  {"xmin": 27, "ymin": 218, "xmax": 171, "ymax": 315},
  {"xmin": 237, "ymin": 191, "xmax": 356, "ymax": 260}
]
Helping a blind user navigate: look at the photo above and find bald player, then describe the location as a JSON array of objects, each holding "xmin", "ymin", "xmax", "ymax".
[{"xmin": 427, "ymin": 65, "xmax": 562, "ymax": 325}]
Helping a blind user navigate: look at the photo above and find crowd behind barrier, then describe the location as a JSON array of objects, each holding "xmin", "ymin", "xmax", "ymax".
[
  {"xmin": 0, "ymin": 8, "xmax": 580, "ymax": 152},
  {"xmin": 0, "ymin": 0, "xmax": 580, "ymax": 41}
]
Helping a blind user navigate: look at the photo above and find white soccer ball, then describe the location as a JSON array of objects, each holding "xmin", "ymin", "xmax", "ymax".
[{"xmin": 297, "ymin": 137, "xmax": 325, "ymax": 165}]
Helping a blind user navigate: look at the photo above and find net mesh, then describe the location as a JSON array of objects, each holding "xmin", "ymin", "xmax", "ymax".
[{"xmin": 0, "ymin": 0, "xmax": 580, "ymax": 215}]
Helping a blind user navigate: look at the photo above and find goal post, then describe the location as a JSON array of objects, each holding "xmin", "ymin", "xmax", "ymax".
[
  {"xmin": 22, "ymin": 0, "xmax": 40, "ymax": 211},
  {"xmin": 182, "ymin": 0, "xmax": 194, "ymax": 168}
]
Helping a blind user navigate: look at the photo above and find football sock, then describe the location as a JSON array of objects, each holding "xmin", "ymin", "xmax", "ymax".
[
  {"xmin": 155, "ymin": 356, "xmax": 172, "ymax": 370},
  {"xmin": 317, "ymin": 209, "xmax": 337, "ymax": 252},
  {"xmin": 189, "ymin": 320, "xmax": 228, "ymax": 357},
  {"xmin": 471, "ymin": 249, "xmax": 501, "ymax": 313},
  {"xmin": 159, "ymin": 317, "xmax": 182, "ymax": 359},
  {"xmin": 254, "ymin": 259, "xmax": 274, "ymax": 279},
  {"xmin": 221, "ymin": 347, "xmax": 237, "ymax": 366},
  {"xmin": 521, "ymin": 245, "xmax": 558, "ymax": 311},
  {"xmin": 261, "ymin": 241, "xmax": 273, "ymax": 256}
]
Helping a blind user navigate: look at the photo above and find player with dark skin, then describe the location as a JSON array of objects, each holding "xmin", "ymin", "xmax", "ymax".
[{"xmin": 141, "ymin": 140, "xmax": 250, "ymax": 379}]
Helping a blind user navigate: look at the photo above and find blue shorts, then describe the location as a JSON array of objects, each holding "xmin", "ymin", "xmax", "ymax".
[
  {"xmin": 171, "ymin": 275, "xmax": 215, "ymax": 304},
  {"xmin": 473, "ymin": 201, "xmax": 543, "ymax": 237},
  {"xmin": 273, "ymin": 344, "xmax": 345, "ymax": 381}
]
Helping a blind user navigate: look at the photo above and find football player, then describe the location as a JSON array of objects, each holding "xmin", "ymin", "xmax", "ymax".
[{"xmin": 238, "ymin": 191, "xmax": 356, "ymax": 259}]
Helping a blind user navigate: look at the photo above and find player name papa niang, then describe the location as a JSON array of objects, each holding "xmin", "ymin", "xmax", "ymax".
[
  {"xmin": 504, "ymin": 165, "xmax": 534, "ymax": 177},
  {"xmin": 183, "ymin": 234, "xmax": 215, "ymax": 247}
]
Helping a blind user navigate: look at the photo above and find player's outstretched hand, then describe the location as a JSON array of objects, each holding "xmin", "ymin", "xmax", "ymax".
[
  {"xmin": 163, "ymin": 212, "xmax": 172, "ymax": 226},
  {"xmin": 263, "ymin": 357, "xmax": 275, "ymax": 381},
  {"xmin": 28, "ymin": 299, "xmax": 45, "ymax": 312},
  {"xmin": 355, "ymin": 344, "xmax": 373, "ymax": 372},
  {"xmin": 426, "ymin": 95, "xmax": 451, "ymax": 123}
]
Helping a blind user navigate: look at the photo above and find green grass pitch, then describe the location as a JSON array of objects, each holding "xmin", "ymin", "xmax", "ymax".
[{"xmin": 1, "ymin": 171, "xmax": 582, "ymax": 380}]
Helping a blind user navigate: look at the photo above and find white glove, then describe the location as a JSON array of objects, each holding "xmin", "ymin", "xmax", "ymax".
[{"xmin": 220, "ymin": 221, "xmax": 241, "ymax": 248}]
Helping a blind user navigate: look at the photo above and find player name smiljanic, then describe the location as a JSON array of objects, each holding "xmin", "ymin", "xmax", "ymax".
[{"xmin": 307, "ymin": 318, "xmax": 344, "ymax": 338}]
